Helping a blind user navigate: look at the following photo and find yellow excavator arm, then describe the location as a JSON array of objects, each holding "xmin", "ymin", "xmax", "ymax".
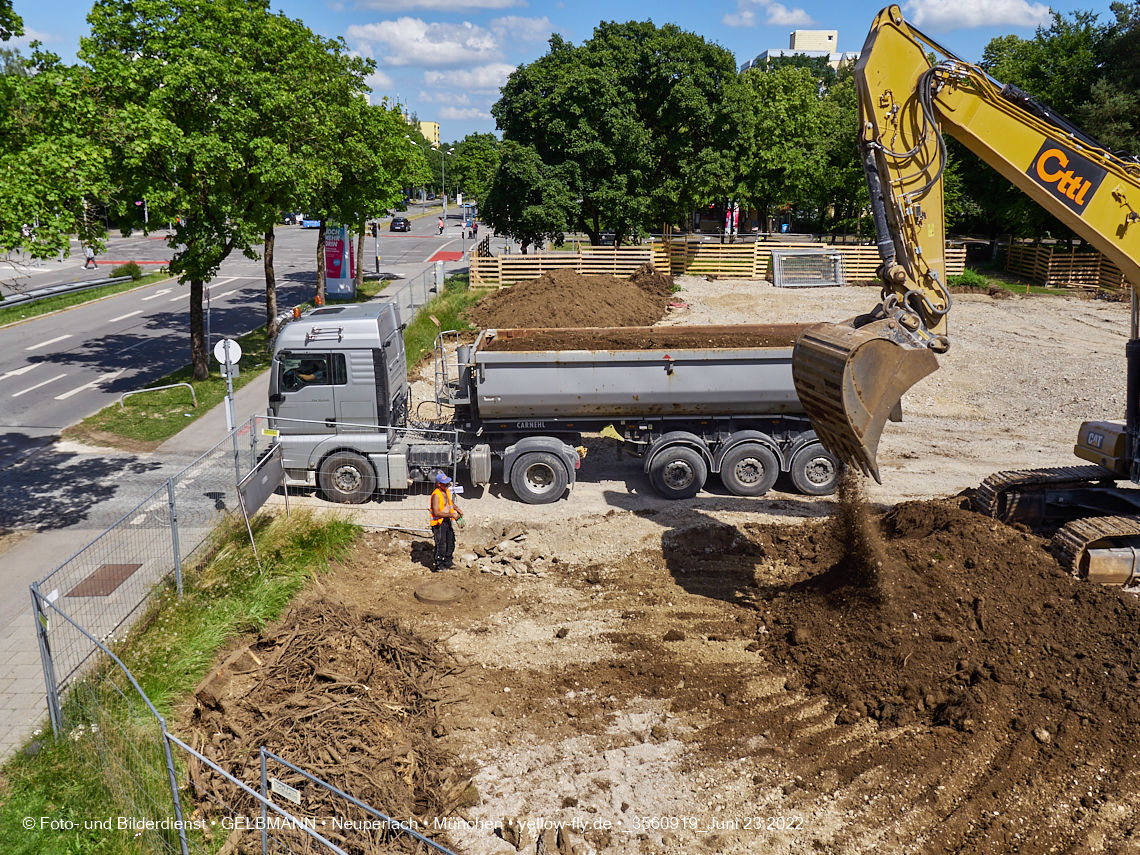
[{"xmin": 793, "ymin": 4, "xmax": 1140, "ymax": 481}]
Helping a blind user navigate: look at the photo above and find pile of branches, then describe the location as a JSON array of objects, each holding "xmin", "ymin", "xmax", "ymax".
[{"xmin": 186, "ymin": 597, "xmax": 472, "ymax": 841}]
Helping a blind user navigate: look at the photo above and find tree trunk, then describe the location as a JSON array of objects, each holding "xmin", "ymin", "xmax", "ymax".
[
  {"xmin": 356, "ymin": 217, "xmax": 365, "ymax": 292},
  {"xmin": 316, "ymin": 220, "xmax": 327, "ymax": 303},
  {"xmin": 190, "ymin": 278, "xmax": 207, "ymax": 380},
  {"xmin": 264, "ymin": 226, "xmax": 278, "ymax": 347}
]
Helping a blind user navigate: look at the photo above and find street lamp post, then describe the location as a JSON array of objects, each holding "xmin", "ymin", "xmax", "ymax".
[{"xmin": 440, "ymin": 147, "xmax": 455, "ymax": 224}]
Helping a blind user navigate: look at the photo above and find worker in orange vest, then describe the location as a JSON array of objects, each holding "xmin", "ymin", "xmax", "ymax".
[{"xmin": 429, "ymin": 471, "xmax": 462, "ymax": 572}]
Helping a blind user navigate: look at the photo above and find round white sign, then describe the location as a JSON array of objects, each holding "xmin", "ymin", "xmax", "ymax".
[{"xmin": 213, "ymin": 338, "xmax": 243, "ymax": 364}]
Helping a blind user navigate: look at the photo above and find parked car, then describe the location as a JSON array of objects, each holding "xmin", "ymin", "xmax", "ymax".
[
  {"xmin": 281, "ymin": 211, "xmax": 299, "ymax": 225},
  {"xmin": 390, "ymin": 217, "xmax": 411, "ymax": 232}
]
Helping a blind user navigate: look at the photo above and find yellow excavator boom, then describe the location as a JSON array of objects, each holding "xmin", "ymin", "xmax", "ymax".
[{"xmin": 793, "ymin": 4, "xmax": 1140, "ymax": 481}]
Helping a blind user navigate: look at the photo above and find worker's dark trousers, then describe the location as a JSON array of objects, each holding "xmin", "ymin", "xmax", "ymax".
[{"xmin": 433, "ymin": 519, "xmax": 455, "ymax": 571}]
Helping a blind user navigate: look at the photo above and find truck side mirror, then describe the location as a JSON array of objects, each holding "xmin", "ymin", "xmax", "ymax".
[{"xmin": 269, "ymin": 394, "xmax": 285, "ymax": 404}]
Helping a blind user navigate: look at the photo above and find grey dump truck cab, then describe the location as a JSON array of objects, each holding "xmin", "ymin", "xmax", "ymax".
[
  {"xmin": 269, "ymin": 303, "xmax": 415, "ymax": 502},
  {"xmin": 269, "ymin": 305, "xmax": 842, "ymax": 505}
]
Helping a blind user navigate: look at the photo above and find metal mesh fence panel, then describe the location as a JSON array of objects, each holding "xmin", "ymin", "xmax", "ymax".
[
  {"xmin": 257, "ymin": 749, "xmax": 458, "ymax": 855},
  {"xmin": 35, "ymin": 421, "xmax": 261, "ymax": 722},
  {"xmin": 771, "ymin": 249, "xmax": 846, "ymax": 287}
]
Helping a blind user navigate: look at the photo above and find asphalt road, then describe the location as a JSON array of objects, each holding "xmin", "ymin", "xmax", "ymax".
[{"xmin": 0, "ymin": 212, "xmax": 466, "ymax": 471}]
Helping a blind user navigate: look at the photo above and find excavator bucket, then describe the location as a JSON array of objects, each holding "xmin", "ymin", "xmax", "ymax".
[{"xmin": 792, "ymin": 320, "xmax": 940, "ymax": 483}]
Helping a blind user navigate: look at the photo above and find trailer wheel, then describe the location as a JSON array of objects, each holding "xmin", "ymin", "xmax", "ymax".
[
  {"xmin": 720, "ymin": 443, "xmax": 779, "ymax": 497},
  {"xmin": 649, "ymin": 446, "xmax": 707, "ymax": 500},
  {"xmin": 510, "ymin": 451, "xmax": 568, "ymax": 504},
  {"xmin": 790, "ymin": 444, "xmax": 842, "ymax": 496},
  {"xmin": 318, "ymin": 451, "xmax": 376, "ymax": 504}
]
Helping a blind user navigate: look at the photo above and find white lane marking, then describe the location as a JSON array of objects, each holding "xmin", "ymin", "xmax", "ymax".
[
  {"xmin": 0, "ymin": 365, "xmax": 37, "ymax": 381},
  {"xmin": 213, "ymin": 289, "xmax": 239, "ymax": 300},
  {"xmin": 208, "ymin": 277, "xmax": 239, "ymax": 290},
  {"xmin": 25, "ymin": 334, "xmax": 72, "ymax": 351},
  {"xmin": 141, "ymin": 288, "xmax": 172, "ymax": 301},
  {"xmin": 12, "ymin": 373, "xmax": 67, "ymax": 397},
  {"xmin": 169, "ymin": 292, "xmax": 190, "ymax": 302},
  {"xmin": 54, "ymin": 369, "xmax": 126, "ymax": 400},
  {"xmin": 109, "ymin": 309, "xmax": 144, "ymax": 323}
]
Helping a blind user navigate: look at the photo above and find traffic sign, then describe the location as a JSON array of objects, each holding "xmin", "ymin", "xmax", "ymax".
[{"xmin": 213, "ymin": 338, "xmax": 242, "ymax": 364}]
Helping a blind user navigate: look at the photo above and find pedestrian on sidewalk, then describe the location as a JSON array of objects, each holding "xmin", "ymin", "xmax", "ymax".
[
  {"xmin": 429, "ymin": 471, "xmax": 462, "ymax": 572},
  {"xmin": 83, "ymin": 244, "xmax": 97, "ymax": 269}
]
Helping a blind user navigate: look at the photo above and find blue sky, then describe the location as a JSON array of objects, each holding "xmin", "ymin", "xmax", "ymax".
[{"xmin": 11, "ymin": 0, "xmax": 1122, "ymax": 142}]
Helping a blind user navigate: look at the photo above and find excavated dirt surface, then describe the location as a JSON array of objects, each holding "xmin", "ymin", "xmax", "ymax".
[
  {"xmin": 480, "ymin": 324, "xmax": 805, "ymax": 353},
  {"xmin": 221, "ymin": 274, "xmax": 1140, "ymax": 853},
  {"xmin": 463, "ymin": 264, "xmax": 675, "ymax": 330}
]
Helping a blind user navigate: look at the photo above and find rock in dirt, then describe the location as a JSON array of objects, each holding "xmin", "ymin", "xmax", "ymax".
[
  {"xmin": 555, "ymin": 626, "xmax": 570, "ymax": 639},
  {"xmin": 663, "ymin": 628, "xmax": 685, "ymax": 642}
]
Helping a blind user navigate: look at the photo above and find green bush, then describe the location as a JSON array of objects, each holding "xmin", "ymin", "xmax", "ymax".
[
  {"xmin": 947, "ymin": 267, "xmax": 989, "ymax": 288},
  {"xmin": 110, "ymin": 261, "xmax": 144, "ymax": 280}
]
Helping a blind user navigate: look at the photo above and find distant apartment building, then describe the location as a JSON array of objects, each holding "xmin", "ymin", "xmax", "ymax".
[
  {"xmin": 739, "ymin": 29, "xmax": 858, "ymax": 72},
  {"xmin": 419, "ymin": 121, "xmax": 440, "ymax": 147}
]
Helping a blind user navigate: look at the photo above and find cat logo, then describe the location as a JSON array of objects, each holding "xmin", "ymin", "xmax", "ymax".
[
  {"xmin": 1027, "ymin": 139, "xmax": 1107, "ymax": 215},
  {"xmin": 1087, "ymin": 430, "xmax": 1104, "ymax": 449}
]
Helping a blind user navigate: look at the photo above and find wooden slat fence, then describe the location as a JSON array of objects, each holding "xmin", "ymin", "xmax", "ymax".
[
  {"xmin": 469, "ymin": 239, "xmax": 967, "ymax": 287},
  {"xmin": 1005, "ymin": 244, "xmax": 1132, "ymax": 292}
]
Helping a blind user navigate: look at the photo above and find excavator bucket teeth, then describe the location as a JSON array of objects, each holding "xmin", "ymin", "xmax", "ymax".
[{"xmin": 792, "ymin": 321, "xmax": 940, "ymax": 483}]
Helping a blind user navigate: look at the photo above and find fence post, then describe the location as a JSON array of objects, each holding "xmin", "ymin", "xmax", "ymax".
[
  {"xmin": 250, "ymin": 415, "xmax": 259, "ymax": 472},
  {"xmin": 260, "ymin": 747, "xmax": 269, "ymax": 855},
  {"xmin": 159, "ymin": 723, "xmax": 191, "ymax": 855},
  {"xmin": 167, "ymin": 479, "xmax": 183, "ymax": 597},
  {"xmin": 30, "ymin": 584, "xmax": 63, "ymax": 736}
]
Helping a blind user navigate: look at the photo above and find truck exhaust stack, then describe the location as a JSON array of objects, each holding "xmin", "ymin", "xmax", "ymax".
[{"xmin": 792, "ymin": 319, "xmax": 939, "ymax": 483}]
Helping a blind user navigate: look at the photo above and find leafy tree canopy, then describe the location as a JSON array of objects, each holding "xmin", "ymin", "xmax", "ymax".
[
  {"xmin": 451, "ymin": 133, "xmax": 500, "ymax": 203},
  {"xmin": 489, "ymin": 21, "xmax": 748, "ymax": 245}
]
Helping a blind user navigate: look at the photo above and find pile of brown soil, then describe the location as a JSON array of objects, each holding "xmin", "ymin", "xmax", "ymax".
[
  {"xmin": 743, "ymin": 494, "xmax": 1140, "ymax": 848},
  {"xmin": 185, "ymin": 597, "xmax": 471, "ymax": 849},
  {"xmin": 481, "ymin": 323, "xmax": 807, "ymax": 352},
  {"xmin": 464, "ymin": 263, "xmax": 674, "ymax": 329}
]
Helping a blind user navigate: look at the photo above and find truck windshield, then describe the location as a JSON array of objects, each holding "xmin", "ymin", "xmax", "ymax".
[{"xmin": 279, "ymin": 353, "xmax": 346, "ymax": 391}]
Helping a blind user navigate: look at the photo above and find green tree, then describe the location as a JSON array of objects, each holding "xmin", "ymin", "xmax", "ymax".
[
  {"xmin": 451, "ymin": 133, "xmax": 500, "ymax": 203},
  {"xmin": 0, "ymin": 0, "xmax": 21, "ymax": 42},
  {"xmin": 1080, "ymin": 1, "xmax": 1140, "ymax": 154},
  {"xmin": 481, "ymin": 140, "xmax": 572, "ymax": 252},
  {"xmin": 489, "ymin": 22, "xmax": 748, "ymax": 246},
  {"xmin": 0, "ymin": 46, "xmax": 111, "ymax": 274},
  {"xmin": 82, "ymin": 0, "xmax": 382, "ymax": 378},
  {"xmin": 737, "ymin": 66, "xmax": 830, "ymax": 230}
]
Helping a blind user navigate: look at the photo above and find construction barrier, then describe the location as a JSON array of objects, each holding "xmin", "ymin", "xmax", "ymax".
[{"xmin": 469, "ymin": 238, "xmax": 967, "ymax": 287}]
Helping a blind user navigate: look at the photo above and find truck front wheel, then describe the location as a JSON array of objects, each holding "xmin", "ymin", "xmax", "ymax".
[
  {"xmin": 790, "ymin": 444, "xmax": 842, "ymax": 496},
  {"xmin": 720, "ymin": 443, "xmax": 779, "ymax": 497},
  {"xmin": 510, "ymin": 451, "xmax": 568, "ymax": 504},
  {"xmin": 319, "ymin": 451, "xmax": 376, "ymax": 504},
  {"xmin": 649, "ymin": 446, "xmax": 707, "ymax": 500}
]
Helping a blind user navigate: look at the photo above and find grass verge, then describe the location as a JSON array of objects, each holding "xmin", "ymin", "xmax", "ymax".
[
  {"xmin": 0, "ymin": 511, "xmax": 358, "ymax": 855},
  {"xmin": 0, "ymin": 272, "xmax": 172, "ymax": 327},
  {"xmin": 403, "ymin": 272, "xmax": 483, "ymax": 371},
  {"xmin": 63, "ymin": 325, "xmax": 274, "ymax": 448},
  {"xmin": 948, "ymin": 266, "xmax": 1081, "ymax": 296}
]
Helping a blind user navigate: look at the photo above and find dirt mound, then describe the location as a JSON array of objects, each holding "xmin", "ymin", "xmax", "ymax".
[
  {"xmin": 747, "ymin": 495, "xmax": 1140, "ymax": 849},
  {"xmin": 185, "ymin": 596, "xmax": 471, "ymax": 846},
  {"xmin": 464, "ymin": 263, "xmax": 674, "ymax": 329}
]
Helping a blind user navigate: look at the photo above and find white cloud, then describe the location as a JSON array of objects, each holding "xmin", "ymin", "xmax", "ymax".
[
  {"xmin": 903, "ymin": 0, "xmax": 1051, "ymax": 30},
  {"xmin": 424, "ymin": 63, "xmax": 515, "ymax": 91},
  {"xmin": 488, "ymin": 16, "xmax": 553, "ymax": 43},
  {"xmin": 438, "ymin": 106, "xmax": 494, "ymax": 121},
  {"xmin": 9, "ymin": 28, "xmax": 61, "ymax": 49},
  {"xmin": 418, "ymin": 90, "xmax": 473, "ymax": 105},
  {"xmin": 366, "ymin": 70, "xmax": 395, "ymax": 90},
  {"xmin": 722, "ymin": 1, "xmax": 813, "ymax": 28},
  {"xmin": 353, "ymin": 0, "xmax": 524, "ymax": 8},
  {"xmin": 347, "ymin": 18, "xmax": 502, "ymax": 68}
]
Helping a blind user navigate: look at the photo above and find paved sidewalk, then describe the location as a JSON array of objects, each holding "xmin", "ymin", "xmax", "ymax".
[{"xmin": 0, "ymin": 378, "xmax": 271, "ymax": 762}]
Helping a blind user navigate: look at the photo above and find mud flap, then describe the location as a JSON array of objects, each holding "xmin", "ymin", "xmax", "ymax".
[{"xmin": 792, "ymin": 319, "xmax": 939, "ymax": 482}]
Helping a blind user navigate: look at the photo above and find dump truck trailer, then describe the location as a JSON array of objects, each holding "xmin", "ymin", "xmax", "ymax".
[{"xmin": 268, "ymin": 303, "xmax": 843, "ymax": 504}]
